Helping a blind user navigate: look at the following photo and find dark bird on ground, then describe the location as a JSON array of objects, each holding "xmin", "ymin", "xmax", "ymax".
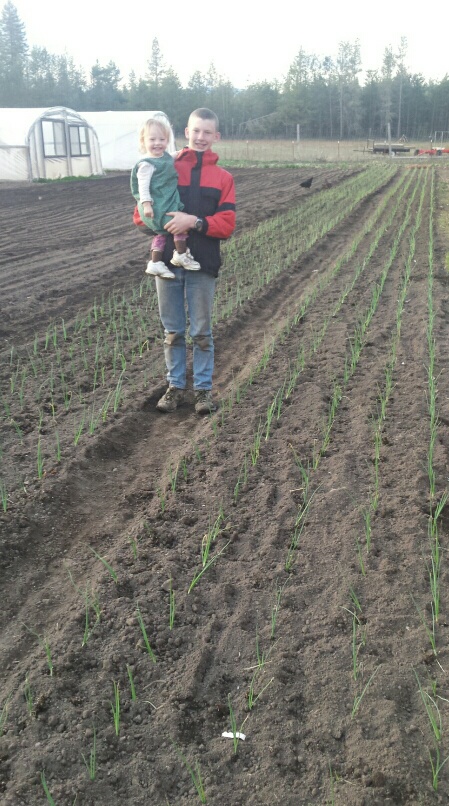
[{"xmin": 300, "ymin": 176, "xmax": 313, "ymax": 189}]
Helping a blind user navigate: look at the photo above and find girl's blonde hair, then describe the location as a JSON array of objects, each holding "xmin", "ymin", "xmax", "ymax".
[{"xmin": 139, "ymin": 116, "xmax": 172, "ymax": 153}]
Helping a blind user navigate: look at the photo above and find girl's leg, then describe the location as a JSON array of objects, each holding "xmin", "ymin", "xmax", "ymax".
[
  {"xmin": 171, "ymin": 234, "xmax": 200, "ymax": 270},
  {"xmin": 151, "ymin": 233, "xmax": 167, "ymax": 263},
  {"xmin": 174, "ymin": 232, "xmax": 188, "ymax": 256}
]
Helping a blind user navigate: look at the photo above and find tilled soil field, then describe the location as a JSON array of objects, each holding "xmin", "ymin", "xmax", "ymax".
[{"xmin": 1, "ymin": 163, "xmax": 449, "ymax": 806}]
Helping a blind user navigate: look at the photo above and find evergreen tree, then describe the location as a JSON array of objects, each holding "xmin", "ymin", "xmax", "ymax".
[
  {"xmin": 395, "ymin": 37, "xmax": 408, "ymax": 138},
  {"xmin": 186, "ymin": 70, "xmax": 210, "ymax": 112},
  {"xmin": 427, "ymin": 76, "xmax": 449, "ymax": 138},
  {"xmin": 86, "ymin": 60, "xmax": 122, "ymax": 110},
  {"xmin": 380, "ymin": 44, "xmax": 396, "ymax": 137},
  {"xmin": 361, "ymin": 70, "xmax": 382, "ymax": 136},
  {"xmin": 335, "ymin": 40, "xmax": 361, "ymax": 138},
  {"xmin": 54, "ymin": 54, "xmax": 86, "ymax": 109},
  {"xmin": 27, "ymin": 46, "xmax": 56, "ymax": 106},
  {"xmin": 159, "ymin": 67, "xmax": 183, "ymax": 132},
  {"xmin": 146, "ymin": 37, "xmax": 165, "ymax": 106},
  {"xmin": 281, "ymin": 48, "xmax": 319, "ymax": 137},
  {"xmin": 0, "ymin": 1, "xmax": 28, "ymax": 105}
]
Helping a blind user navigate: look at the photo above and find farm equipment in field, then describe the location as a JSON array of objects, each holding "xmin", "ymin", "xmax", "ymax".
[
  {"xmin": 370, "ymin": 141, "xmax": 411, "ymax": 155},
  {"xmin": 414, "ymin": 147, "xmax": 449, "ymax": 156}
]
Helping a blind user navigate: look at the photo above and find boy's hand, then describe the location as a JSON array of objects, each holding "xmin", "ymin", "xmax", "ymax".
[
  {"xmin": 165, "ymin": 211, "xmax": 197, "ymax": 235},
  {"xmin": 143, "ymin": 201, "xmax": 153, "ymax": 217}
]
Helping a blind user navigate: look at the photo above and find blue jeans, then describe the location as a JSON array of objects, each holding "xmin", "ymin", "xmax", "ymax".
[{"xmin": 155, "ymin": 268, "xmax": 216, "ymax": 390}]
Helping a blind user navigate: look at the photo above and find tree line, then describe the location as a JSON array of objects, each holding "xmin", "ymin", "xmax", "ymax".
[{"xmin": 1, "ymin": 1, "xmax": 448, "ymax": 141}]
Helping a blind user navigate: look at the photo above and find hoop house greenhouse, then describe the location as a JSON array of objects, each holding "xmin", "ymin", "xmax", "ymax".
[{"xmin": 0, "ymin": 107, "xmax": 103, "ymax": 181}]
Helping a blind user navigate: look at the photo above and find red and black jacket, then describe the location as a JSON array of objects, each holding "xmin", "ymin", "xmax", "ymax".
[{"xmin": 133, "ymin": 147, "xmax": 236, "ymax": 277}]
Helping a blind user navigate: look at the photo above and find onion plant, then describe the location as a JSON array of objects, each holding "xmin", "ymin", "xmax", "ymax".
[
  {"xmin": 82, "ymin": 726, "xmax": 97, "ymax": 780},
  {"xmin": 135, "ymin": 603, "xmax": 157, "ymax": 662},
  {"xmin": 110, "ymin": 681, "xmax": 120, "ymax": 735},
  {"xmin": 169, "ymin": 575, "xmax": 175, "ymax": 630},
  {"xmin": 188, "ymin": 541, "xmax": 230, "ymax": 594},
  {"xmin": 127, "ymin": 665, "xmax": 137, "ymax": 701},
  {"xmin": 0, "ymin": 697, "xmax": 10, "ymax": 735},
  {"xmin": 41, "ymin": 771, "xmax": 57, "ymax": 805},
  {"xmin": 22, "ymin": 623, "xmax": 53, "ymax": 676},
  {"xmin": 351, "ymin": 666, "xmax": 380, "ymax": 718},
  {"xmin": 88, "ymin": 545, "xmax": 118, "ymax": 583},
  {"xmin": 171, "ymin": 741, "xmax": 207, "ymax": 804}
]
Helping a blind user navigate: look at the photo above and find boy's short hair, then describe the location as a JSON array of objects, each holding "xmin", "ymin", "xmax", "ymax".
[
  {"xmin": 139, "ymin": 115, "xmax": 172, "ymax": 153},
  {"xmin": 189, "ymin": 108, "xmax": 219, "ymax": 130}
]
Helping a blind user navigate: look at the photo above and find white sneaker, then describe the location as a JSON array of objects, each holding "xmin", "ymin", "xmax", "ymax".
[
  {"xmin": 170, "ymin": 248, "xmax": 201, "ymax": 270},
  {"xmin": 145, "ymin": 260, "xmax": 175, "ymax": 279}
]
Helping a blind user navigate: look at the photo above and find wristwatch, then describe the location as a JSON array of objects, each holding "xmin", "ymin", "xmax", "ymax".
[{"xmin": 194, "ymin": 217, "xmax": 203, "ymax": 232}]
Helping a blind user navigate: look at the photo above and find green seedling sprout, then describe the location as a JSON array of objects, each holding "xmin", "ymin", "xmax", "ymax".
[
  {"xmin": 426, "ymin": 553, "xmax": 441, "ymax": 624},
  {"xmin": 351, "ymin": 666, "xmax": 380, "ymax": 718},
  {"xmin": 251, "ymin": 628, "xmax": 268, "ymax": 671},
  {"xmin": 285, "ymin": 487, "xmax": 319, "ymax": 570},
  {"xmin": 129, "ymin": 535, "xmax": 138, "ymax": 559},
  {"xmin": 0, "ymin": 480, "xmax": 8, "ymax": 512},
  {"xmin": 82, "ymin": 726, "xmax": 97, "ymax": 780},
  {"xmin": 412, "ymin": 596, "xmax": 437, "ymax": 655},
  {"xmin": 54, "ymin": 430, "xmax": 61, "ymax": 463},
  {"xmin": 135, "ymin": 603, "xmax": 157, "ymax": 662},
  {"xmin": 0, "ymin": 696, "xmax": 11, "ymax": 735},
  {"xmin": 88, "ymin": 545, "xmax": 118, "ymax": 583},
  {"xmin": 73, "ymin": 412, "xmax": 85, "ymax": 446},
  {"xmin": 171, "ymin": 741, "xmax": 207, "ymax": 804},
  {"xmin": 328, "ymin": 761, "xmax": 339, "ymax": 805},
  {"xmin": 355, "ymin": 533, "xmax": 366, "ymax": 577},
  {"xmin": 22, "ymin": 623, "xmax": 54, "ymax": 676},
  {"xmin": 349, "ymin": 587, "xmax": 362, "ymax": 613},
  {"xmin": 41, "ymin": 771, "xmax": 57, "ymax": 805},
  {"xmin": 82, "ymin": 587, "xmax": 101, "ymax": 647},
  {"xmin": 233, "ymin": 455, "xmax": 248, "ymax": 503},
  {"xmin": 247, "ymin": 670, "xmax": 274, "ymax": 710},
  {"xmin": 37, "ymin": 436, "xmax": 44, "ymax": 479},
  {"xmin": 169, "ymin": 463, "xmax": 179, "ymax": 493},
  {"xmin": 341, "ymin": 603, "xmax": 366, "ymax": 681},
  {"xmin": 169, "ymin": 576, "xmax": 175, "ymax": 630},
  {"xmin": 188, "ymin": 540, "xmax": 230, "ymax": 594},
  {"xmin": 271, "ymin": 579, "xmax": 288, "ymax": 639},
  {"xmin": 250, "ymin": 420, "xmax": 263, "ymax": 466},
  {"xmin": 289, "ymin": 445, "xmax": 311, "ymax": 505},
  {"xmin": 127, "ymin": 664, "xmax": 137, "ymax": 700},
  {"xmin": 156, "ymin": 486, "xmax": 166, "ymax": 513},
  {"xmin": 111, "ymin": 681, "xmax": 120, "ymax": 735},
  {"xmin": 24, "ymin": 673, "xmax": 34, "ymax": 716},
  {"xmin": 201, "ymin": 508, "xmax": 226, "ymax": 567},
  {"xmin": 227, "ymin": 695, "xmax": 248, "ymax": 754},
  {"xmin": 429, "ymin": 745, "xmax": 449, "ymax": 792},
  {"xmin": 264, "ymin": 391, "xmax": 280, "ymax": 441},
  {"xmin": 66, "ymin": 567, "xmax": 101, "ymax": 645},
  {"xmin": 362, "ymin": 507, "xmax": 372, "ymax": 552},
  {"xmin": 414, "ymin": 669, "xmax": 442, "ymax": 742}
]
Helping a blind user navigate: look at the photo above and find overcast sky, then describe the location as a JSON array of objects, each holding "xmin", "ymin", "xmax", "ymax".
[{"xmin": 10, "ymin": 0, "xmax": 449, "ymax": 87}]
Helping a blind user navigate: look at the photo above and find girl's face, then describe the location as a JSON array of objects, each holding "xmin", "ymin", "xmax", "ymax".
[{"xmin": 144, "ymin": 124, "xmax": 169, "ymax": 157}]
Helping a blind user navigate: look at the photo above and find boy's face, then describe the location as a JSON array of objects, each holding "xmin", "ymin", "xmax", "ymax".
[{"xmin": 185, "ymin": 115, "xmax": 220, "ymax": 152}]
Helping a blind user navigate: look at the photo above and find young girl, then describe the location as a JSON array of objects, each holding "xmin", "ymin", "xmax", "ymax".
[{"xmin": 130, "ymin": 115, "xmax": 200, "ymax": 279}]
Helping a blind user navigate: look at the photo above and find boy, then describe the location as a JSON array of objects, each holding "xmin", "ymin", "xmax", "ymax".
[{"xmin": 154, "ymin": 108, "xmax": 236, "ymax": 415}]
